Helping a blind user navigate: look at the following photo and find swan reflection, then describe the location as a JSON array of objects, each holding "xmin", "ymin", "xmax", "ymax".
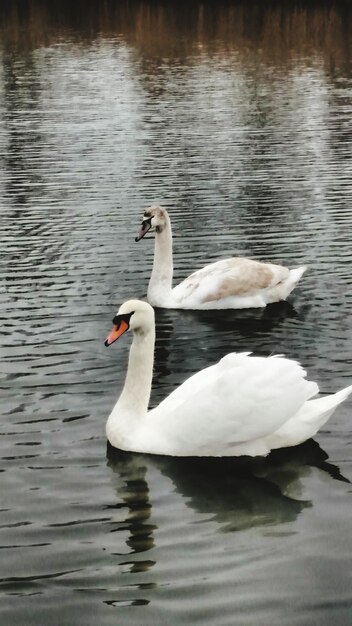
[
  {"xmin": 106, "ymin": 454, "xmax": 156, "ymax": 575},
  {"xmin": 107, "ymin": 439, "xmax": 347, "ymax": 538}
]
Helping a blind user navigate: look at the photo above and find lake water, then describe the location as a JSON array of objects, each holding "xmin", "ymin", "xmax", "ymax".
[{"xmin": 1, "ymin": 1, "xmax": 352, "ymax": 624}]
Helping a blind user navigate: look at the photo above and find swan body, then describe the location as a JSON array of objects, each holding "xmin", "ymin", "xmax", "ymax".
[
  {"xmin": 135, "ymin": 206, "xmax": 306, "ymax": 309},
  {"xmin": 105, "ymin": 300, "xmax": 352, "ymax": 457}
]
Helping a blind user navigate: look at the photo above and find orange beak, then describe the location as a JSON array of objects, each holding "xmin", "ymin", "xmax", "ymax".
[{"xmin": 104, "ymin": 320, "xmax": 129, "ymax": 347}]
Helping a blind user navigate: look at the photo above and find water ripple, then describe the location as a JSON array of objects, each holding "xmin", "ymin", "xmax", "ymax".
[{"xmin": 1, "ymin": 2, "xmax": 352, "ymax": 625}]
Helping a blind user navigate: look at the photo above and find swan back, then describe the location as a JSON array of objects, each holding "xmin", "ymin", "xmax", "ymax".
[{"xmin": 140, "ymin": 354, "xmax": 319, "ymax": 456}]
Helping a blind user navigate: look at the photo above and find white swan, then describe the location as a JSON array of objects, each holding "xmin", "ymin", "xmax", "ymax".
[
  {"xmin": 135, "ymin": 206, "xmax": 306, "ymax": 309},
  {"xmin": 104, "ymin": 299, "xmax": 352, "ymax": 457}
]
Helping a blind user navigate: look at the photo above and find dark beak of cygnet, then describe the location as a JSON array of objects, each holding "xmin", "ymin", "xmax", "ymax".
[{"xmin": 135, "ymin": 217, "xmax": 152, "ymax": 242}]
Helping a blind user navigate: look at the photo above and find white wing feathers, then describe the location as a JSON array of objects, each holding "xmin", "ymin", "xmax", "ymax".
[
  {"xmin": 145, "ymin": 354, "xmax": 319, "ymax": 454},
  {"xmin": 172, "ymin": 258, "xmax": 288, "ymax": 305}
]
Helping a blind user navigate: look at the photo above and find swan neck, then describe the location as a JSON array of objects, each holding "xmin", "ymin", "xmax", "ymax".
[
  {"xmin": 149, "ymin": 218, "xmax": 173, "ymax": 300},
  {"xmin": 118, "ymin": 327, "xmax": 155, "ymax": 417},
  {"xmin": 106, "ymin": 322, "xmax": 155, "ymax": 451}
]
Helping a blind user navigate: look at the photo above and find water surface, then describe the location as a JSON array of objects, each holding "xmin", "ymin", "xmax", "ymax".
[{"xmin": 1, "ymin": 2, "xmax": 352, "ymax": 624}]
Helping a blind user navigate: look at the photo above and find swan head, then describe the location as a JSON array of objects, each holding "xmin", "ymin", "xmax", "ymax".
[
  {"xmin": 104, "ymin": 299, "xmax": 155, "ymax": 346},
  {"xmin": 135, "ymin": 206, "xmax": 169, "ymax": 241}
]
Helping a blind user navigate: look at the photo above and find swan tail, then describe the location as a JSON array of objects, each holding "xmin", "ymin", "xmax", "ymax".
[
  {"xmin": 290, "ymin": 264, "xmax": 307, "ymax": 283},
  {"xmin": 268, "ymin": 384, "xmax": 352, "ymax": 450},
  {"xmin": 283, "ymin": 265, "xmax": 307, "ymax": 297},
  {"xmin": 306, "ymin": 384, "xmax": 352, "ymax": 418},
  {"xmin": 267, "ymin": 265, "xmax": 306, "ymax": 303}
]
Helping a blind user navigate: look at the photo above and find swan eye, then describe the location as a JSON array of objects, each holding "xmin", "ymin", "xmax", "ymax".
[{"xmin": 112, "ymin": 312, "xmax": 135, "ymax": 326}]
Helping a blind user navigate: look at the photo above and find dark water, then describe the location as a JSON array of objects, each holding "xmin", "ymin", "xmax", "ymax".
[{"xmin": 1, "ymin": 1, "xmax": 352, "ymax": 624}]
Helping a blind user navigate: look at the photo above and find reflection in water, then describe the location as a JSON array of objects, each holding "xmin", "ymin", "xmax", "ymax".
[
  {"xmin": 107, "ymin": 451, "xmax": 156, "ymax": 576},
  {"xmin": 106, "ymin": 439, "xmax": 350, "ymax": 612},
  {"xmin": 172, "ymin": 300, "xmax": 304, "ymax": 342},
  {"xmin": 107, "ymin": 439, "xmax": 348, "ymax": 538},
  {"xmin": 0, "ymin": 1, "xmax": 350, "ymax": 73}
]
